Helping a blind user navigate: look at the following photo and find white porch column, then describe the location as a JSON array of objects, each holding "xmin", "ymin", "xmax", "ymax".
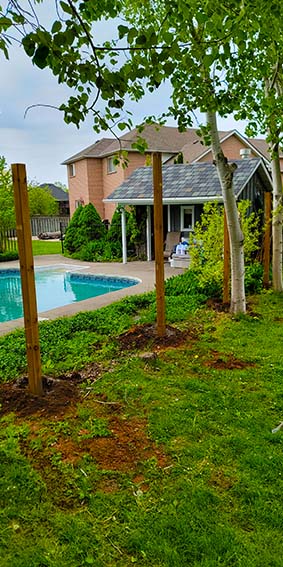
[
  {"xmin": 121, "ymin": 206, "xmax": 127, "ymax": 264},
  {"xmin": 146, "ymin": 205, "xmax": 152, "ymax": 261},
  {"xmin": 167, "ymin": 204, "xmax": 171, "ymax": 232}
]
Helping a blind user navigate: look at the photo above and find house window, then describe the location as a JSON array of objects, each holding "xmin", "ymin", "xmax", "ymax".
[
  {"xmin": 107, "ymin": 156, "xmax": 116, "ymax": 174},
  {"xmin": 75, "ymin": 199, "xmax": 84, "ymax": 209},
  {"xmin": 68, "ymin": 163, "xmax": 75, "ymax": 177},
  {"xmin": 180, "ymin": 206, "xmax": 194, "ymax": 231}
]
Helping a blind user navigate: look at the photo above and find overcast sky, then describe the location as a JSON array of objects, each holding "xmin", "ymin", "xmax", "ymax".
[{"xmin": 0, "ymin": 4, "xmax": 250, "ymax": 187}]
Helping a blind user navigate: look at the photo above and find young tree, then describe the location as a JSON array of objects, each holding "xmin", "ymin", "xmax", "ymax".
[
  {"xmin": 28, "ymin": 185, "xmax": 59, "ymax": 216},
  {"xmin": 224, "ymin": 2, "xmax": 283, "ymax": 291}
]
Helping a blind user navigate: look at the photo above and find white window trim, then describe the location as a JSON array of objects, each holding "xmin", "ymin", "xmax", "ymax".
[
  {"xmin": 107, "ymin": 156, "xmax": 116, "ymax": 174},
  {"xmin": 180, "ymin": 205, "xmax": 195, "ymax": 231},
  {"xmin": 69, "ymin": 163, "xmax": 76, "ymax": 177}
]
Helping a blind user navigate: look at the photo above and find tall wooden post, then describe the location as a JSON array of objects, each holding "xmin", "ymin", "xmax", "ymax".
[
  {"xmin": 263, "ymin": 191, "xmax": 271, "ymax": 289},
  {"xmin": 223, "ymin": 210, "xmax": 230, "ymax": 304},
  {"xmin": 152, "ymin": 153, "xmax": 166, "ymax": 337},
  {"xmin": 12, "ymin": 164, "xmax": 43, "ymax": 395}
]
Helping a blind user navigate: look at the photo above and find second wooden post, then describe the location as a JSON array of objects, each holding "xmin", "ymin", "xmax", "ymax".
[{"xmin": 152, "ymin": 153, "xmax": 166, "ymax": 337}]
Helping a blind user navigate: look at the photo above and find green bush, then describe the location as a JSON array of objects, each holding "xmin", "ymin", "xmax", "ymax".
[
  {"xmin": 77, "ymin": 203, "xmax": 106, "ymax": 245},
  {"xmin": 64, "ymin": 204, "xmax": 107, "ymax": 257},
  {"xmin": 64, "ymin": 205, "xmax": 83, "ymax": 254},
  {"xmin": 189, "ymin": 200, "xmax": 263, "ymax": 299},
  {"xmin": 245, "ymin": 261, "xmax": 264, "ymax": 294},
  {"xmin": 0, "ymin": 251, "xmax": 19, "ymax": 262}
]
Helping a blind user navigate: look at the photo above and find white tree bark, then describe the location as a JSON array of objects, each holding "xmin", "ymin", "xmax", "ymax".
[
  {"xmin": 270, "ymin": 146, "xmax": 283, "ymax": 291},
  {"xmin": 207, "ymin": 111, "xmax": 246, "ymax": 313}
]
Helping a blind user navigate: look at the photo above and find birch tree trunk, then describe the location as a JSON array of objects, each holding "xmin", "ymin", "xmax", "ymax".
[
  {"xmin": 270, "ymin": 145, "xmax": 283, "ymax": 291},
  {"xmin": 207, "ymin": 111, "xmax": 246, "ymax": 313}
]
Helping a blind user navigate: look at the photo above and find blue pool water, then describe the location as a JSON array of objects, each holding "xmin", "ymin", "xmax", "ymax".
[{"xmin": 0, "ymin": 267, "xmax": 139, "ymax": 323}]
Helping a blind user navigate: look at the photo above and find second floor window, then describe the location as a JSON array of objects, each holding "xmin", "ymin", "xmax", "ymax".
[
  {"xmin": 68, "ymin": 163, "xmax": 76, "ymax": 177},
  {"xmin": 107, "ymin": 156, "xmax": 116, "ymax": 174}
]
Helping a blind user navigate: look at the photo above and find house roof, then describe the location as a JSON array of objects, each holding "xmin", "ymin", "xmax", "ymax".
[
  {"xmin": 105, "ymin": 159, "xmax": 272, "ymax": 205},
  {"xmin": 61, "ymin": 138, "xmax": 114, "ymax": 164},
  {"xmin": 62, "ymin": 124, "xmax": 235, "ymax": 164},
  {"xmin": 39, "ymin": 183, "xmax": 69, "ymax": 201}
]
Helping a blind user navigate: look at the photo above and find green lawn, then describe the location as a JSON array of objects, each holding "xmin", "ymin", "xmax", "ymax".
[
  {"xmin": 1, "ymin": 290, "xmax": 283, "ymax": 566},
  {"xmin": 32, "ymin": 239, "xmax": 63, "ymax": 255}
]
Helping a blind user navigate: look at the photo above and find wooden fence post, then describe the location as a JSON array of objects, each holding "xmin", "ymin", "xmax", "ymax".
[
  {"xmin": 263, "ymin": 191, "xmax": 271, "ymax": 289},
  {"xmin": 12, "ymin": 164, "xmax": 43, "ymax": 396},
  {"xmin": 152, "ymin": 153, "xmax": 166, "ymax": 337},
  {"xmin": 223, "ymin": 210, "xmax": 230, "ymax": 304}
]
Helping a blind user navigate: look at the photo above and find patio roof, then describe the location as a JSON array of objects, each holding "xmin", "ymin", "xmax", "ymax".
[{"xmin": 105, "ymin": 159, "xmax": 272, "ymax": 206}]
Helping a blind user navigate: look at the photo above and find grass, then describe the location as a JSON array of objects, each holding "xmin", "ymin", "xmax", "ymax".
[
  {"xmin": 1, "ymin": 289, "xmax": 283, "ymax": 565},
  {"xmin": 32, "ymin": 240, "xmax": 62, "ymax": 255}
]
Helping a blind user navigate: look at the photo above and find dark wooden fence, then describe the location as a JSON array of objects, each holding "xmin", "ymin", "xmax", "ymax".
[
  {"xmin": 0, "ymin": 228, "xmax": 17, "ymax": 253},
  {"xmin": 30, "ymin": 216, "xmax": 70, "ymax": 236}
]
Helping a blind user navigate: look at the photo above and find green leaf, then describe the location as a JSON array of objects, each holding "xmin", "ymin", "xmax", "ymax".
[
  {"xmin": 51, "ymin": 21, "xmax": 62, "ymax": 34},
  {"xmin": 0, "ymin": 17, "xmax": 12, "ymax": 28},
  {"xmin": 118, "ymin": 24, "xmax": 128, "ymax": 39},
  {"xmin": 117, "ymin": 122, "xmax": 127, "ymax": 131},
  {"xmin": 60, "ymin": 1, "xmax": 74, "ymax": 15},
  {"xmin": 22, "ymin": 36, "xmax": 36, "ymax": 57},
  {"xmin": 33, "ymin": 45, "xmax": 50, "ymax": 69}
]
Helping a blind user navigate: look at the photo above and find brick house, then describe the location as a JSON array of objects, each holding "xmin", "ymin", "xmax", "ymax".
[{"xmin": 62, "ymin": 124, "xmax": 280, "ymax": 221}]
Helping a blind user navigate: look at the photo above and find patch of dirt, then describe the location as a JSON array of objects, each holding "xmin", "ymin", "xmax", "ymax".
[
  {"xmin": 204, "ymin": 350, "xmax": 256, "ymax": 370},
  {"xmin": 206, "ymin": 298, "xmax": 261, "ymax": 319},
  {"xmin": 117, "ymin": 323, "xmax": 197, "ymax": 352},
  {"xmin": 0, "ymin": 363, "xmax": 102, "ymax": 417},
  {"xmin": 209, "ymin": 470, "xmax": 236, "ymax": 490},
  {"xmin": 55, "ymin": 414, "xmax": 167, "ymax": 472}
]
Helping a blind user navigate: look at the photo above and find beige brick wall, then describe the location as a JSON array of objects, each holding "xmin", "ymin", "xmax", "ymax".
[
  {"xmin": 199, "ymin": 137, "xmax": 259, "ymax": 162},
  {"xmin": 86, "ymin": 159, "xmax": 104, "ymax": 219},
  {"xmin": 124, "ymin": 153, "xmax": 148, "ymax": 178},
  {"xmin": 68, "ymin": 160, "xmax": 89, "ymax": 216}
]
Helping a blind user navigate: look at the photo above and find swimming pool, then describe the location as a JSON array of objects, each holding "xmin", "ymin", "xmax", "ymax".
[{"xmin": 0, "ymin": 266, "xmax": 139, "ymax": 323}]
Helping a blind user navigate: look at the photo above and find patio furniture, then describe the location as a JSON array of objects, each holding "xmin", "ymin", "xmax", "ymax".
[
  {"xmin": 164, "ymin": 231, "xmax": 180, "ymax": 260},
  {"xmin": 169, "ymin": 253, "xmax": 191, "ymax": 268}
]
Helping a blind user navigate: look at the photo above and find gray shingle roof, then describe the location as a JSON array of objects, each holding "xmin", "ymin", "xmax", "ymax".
[
  {"xmin": 105, "ymin": 159, "xmax": 272, "ymax": 204},
  {"xmin": 39, "ymin": 183, "xmax": 69, "ymax": 201}
]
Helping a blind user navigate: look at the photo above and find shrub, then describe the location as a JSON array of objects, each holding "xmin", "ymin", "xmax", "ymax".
[
  {"xmin": 64, "ymin": 205, "xmax": 83, "ymax": 254},
  {"xmin": 245, "ymin": 261, "xmax": 264, "ymax": 294},
  {"xmin": 0, "ymin": 251, "xmax": 19, "ymax": 262},
  {"xmin": 77, "ymin": 203, "xmax": 106, "ymax": 245},
  {"xmin": 64, "ymin": 204, "xmax": 106, "ymax": 257},
  {"xmin": 189, "ymin": 200, "xmax": 263, "ymax": 299}
]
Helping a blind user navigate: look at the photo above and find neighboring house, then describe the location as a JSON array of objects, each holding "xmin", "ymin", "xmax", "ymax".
[
  {"xmin": 62, "ymin": 123, "xmax": 281, "ymax": 221},
  {"xmin": 104, "ymin": 159, "xmax": 272, "ymax": 261},
  {"xmin": 39, "ymin": 183, "xmax": 70, "ymax": 216}
]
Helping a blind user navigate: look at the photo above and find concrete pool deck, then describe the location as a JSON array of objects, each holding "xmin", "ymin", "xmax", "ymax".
[{"xmin": 0, "ymin": 254, "xmax": 185, "ymax": 336}]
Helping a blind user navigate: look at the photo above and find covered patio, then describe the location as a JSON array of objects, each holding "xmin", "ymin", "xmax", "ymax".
[{"xmin": 104, "ymin": 159, "xmax": 272, "ymax": 263}]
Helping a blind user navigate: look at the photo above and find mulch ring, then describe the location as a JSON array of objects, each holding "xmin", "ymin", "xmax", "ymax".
[
  {"xmin": 117, "ymin": 322, "xmax": 199, "ymax": 352},
  {"xmin": 0, "ymin": 362, "xmax": 102, "ymax": 418},
  {"xmin": 203, "ymin": 350, "xmax": 256, "ymax": 370}
]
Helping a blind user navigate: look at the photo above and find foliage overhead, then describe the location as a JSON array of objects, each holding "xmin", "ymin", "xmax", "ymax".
[{"xmin": 0, "ymin": 1, "xmax": 280, "ymax": 142}]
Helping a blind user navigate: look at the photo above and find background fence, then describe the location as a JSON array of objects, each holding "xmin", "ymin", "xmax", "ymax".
[
  {"xmin": 0, "ymin": 228, "xmax": 17, "ymax": 253},
  {"xmin": 0, "ymin": 216, "xmax": 70, "ymax": 253},
  {"xmin": 30, "ymin": 216, "xmax": 70, "ymax": 236}
]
